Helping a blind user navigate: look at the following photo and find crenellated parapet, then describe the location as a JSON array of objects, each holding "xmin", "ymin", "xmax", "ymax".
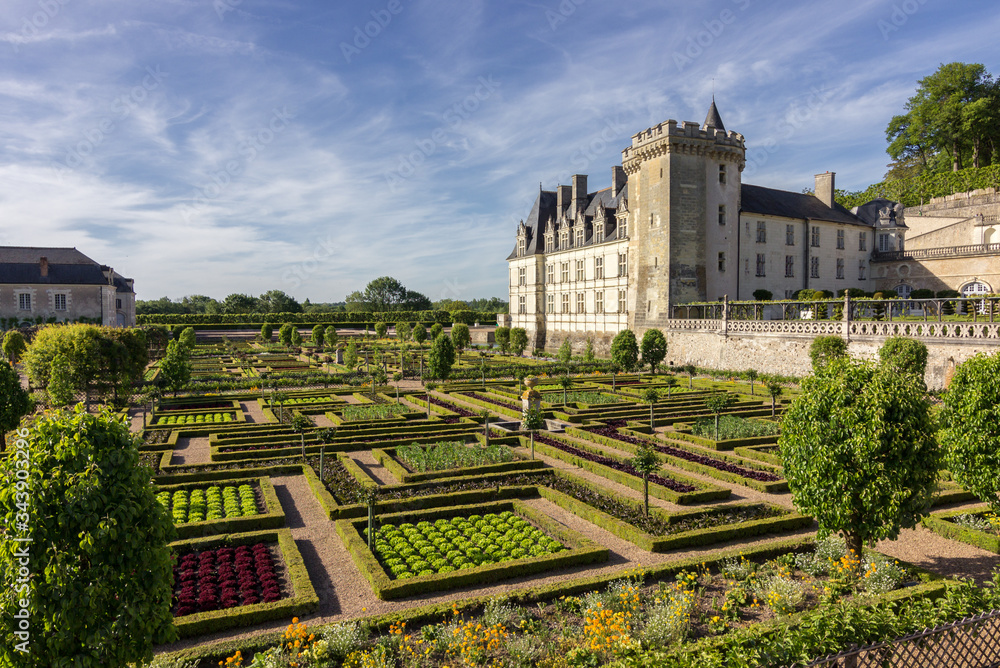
[{"xmin": 621, "ymin": 119, "xmax": 745, "ymax": 174}]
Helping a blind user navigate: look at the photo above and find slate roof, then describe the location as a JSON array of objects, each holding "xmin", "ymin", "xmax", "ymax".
[
  {"xmin": 703, "ymin": 98, "xmax": 726, "ymax": 132},
  {"xmin": 0, "ymin": 246, "xmax": 134, "ymax": 291},
  {"xmin": 741, "ymin": 184, "xmax": 869, "ymax": 227},
  {"xmin": 507, "ymin": 184, "xmax": 628, "ymax": 259},
  {"xmin": 852, "ymin": 198, "xmax": 906, "ymax": 228}
]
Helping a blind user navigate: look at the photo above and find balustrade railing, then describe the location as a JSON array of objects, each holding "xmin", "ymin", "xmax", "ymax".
[{"xmin": 872, "ymin": 242, "xmax": 1000, "ymax": 261}]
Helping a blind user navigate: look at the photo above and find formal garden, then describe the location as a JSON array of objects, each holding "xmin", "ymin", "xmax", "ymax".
[{"xmin": 2, "ymin": 320, "xmax": 1000, "ymax": 667}]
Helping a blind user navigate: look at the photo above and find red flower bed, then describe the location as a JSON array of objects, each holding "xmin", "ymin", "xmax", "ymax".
[{"xmin": 173, "ymin": 542, "xmax": 284, "ymax": 617}]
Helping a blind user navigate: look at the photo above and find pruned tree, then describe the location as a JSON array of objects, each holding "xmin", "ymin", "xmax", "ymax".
[
  {"xmin": 705, "ymin": 393, "xmax": 738, "ymax": 441},
  {"xmin": 631, "ymin": 444, "xmax": 661, "ymax": 516},
  {"xmin": 2, "ymin": 331, "xmax": 26, "ymax": 364},
  {"xmin": 509, "ymin": 328, "xmax": 529, "ymax": 357},
  {"xmin": 765, "ymin": 377, "xmax": 783, "ymax": 418},
  {"xmin": 451, "ymin": 323, "xmax": 471, "ymax": 355},
  {"xmin": 809, "ymin": 335, "xmax": 848, "ymax": 373},
  {"xmin": 428, "ymin": 333, "xmax": 456, "ymax": 381},
  {"xmin": 611, "ymin": 329, "xmax": 640, "ymax": 373},
  {"xmin": 878, "ymin": 336, "xmax": 929, "ymax": 379},
  {"xmin": 495, "ymin": 327, "xmax": 511, "ymax": 354},
  {"xmin": 640, "ymin": 329, "xmax": 667, "ymax": 374},
  {"xmin": 779, "ymin": 359, "xmax": 938, "ymax": 564}
]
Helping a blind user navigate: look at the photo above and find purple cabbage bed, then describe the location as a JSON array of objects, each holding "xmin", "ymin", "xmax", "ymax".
[{"xmin": 464, "ymin": 392, "xmax": 521, "ymax": 411}]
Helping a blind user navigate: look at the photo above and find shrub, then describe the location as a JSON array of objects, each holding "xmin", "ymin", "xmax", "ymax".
[
  {"xmin": 495, "ymin": 327, "xmax": 511, "ymax": 354},
  {"xmin": 878, "ymin": 336, "xmax": 928, "ymax": 379},
  {"xmin": 557, "ymin": 338, "xmax": 572, "ymax": 365},
  {"xmin": 451, "ymin": 323, "xmax": 471, "ymax": 353},
  {"xmin": 290, "ymin": 328, "xmax": 303, "ymax": 346},
  {"xmin": 311, "ymin": 324, "xmax": 325, "ymax": 347},
  {"xmin": 278, "ymin": 323, "xmax": 294, "ymax": 346},
  {"xmin": 752, "ymin": 289, "xmax": 773, "ymax": 301},
  {"xmin": 2, "ymin": 330, "xmax": 26, "ymax": 363},
  {"xmin": 509, "ymin": 328, "xmax": 528, "ymax": 357},
  {"xmin": 430, "ymin": 322, "xmax": 444, "ymax": 340},
  {"xmin": 375, "ymin": 322, "xmax": 388, "ymax": 338},
  {"xmin": 611, "ymin": 329, "xmax": 639, "ymax": 372},
  {"xmin": 0, "ymin": 359, "xmax": 31, "ymax": 432},
  {"xmin": 428, "ymin": 333, "xmax": 456, "ymax": 380},
  {"xmin": 325, "ymin": 325, "xmax": 339, "ymax": 348},
  {"xmin": 260, "ymin": 322, "xmax": 273, "ymax": 342},
  {"xmin": 809, "ymin": 335, "xmax": 847, "ymax": 373}
]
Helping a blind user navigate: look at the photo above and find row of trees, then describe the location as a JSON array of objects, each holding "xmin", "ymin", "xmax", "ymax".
[{"xmin": 137, "ymin": 289, "xmax": 306, "ymax": 316}]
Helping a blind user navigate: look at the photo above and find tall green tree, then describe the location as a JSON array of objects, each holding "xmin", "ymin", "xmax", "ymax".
[
  {"xmin": 640, "ymin": 329, "xmax": 667, "ymax": 374},
  {"xmin": 428, "ymin": 333, "xmax": 456, "ymax": 381},
  {"xmin": 158, "ymin": 340, "xmax": 191, "ymax": 395},
  {"xmin": 178, "ymin": 326, "xmax": 197, "ymax": 351},
  {"xmin": 412, "ymin": 324, "xmax": 427, "ymax": 345},
  {"xmin": 221, "ymin": 293, "xmax": 259, "ymax": 314},
  {"xmin": 779, "ymin": 359, "xmax": 938, "ymax": 562},
  {"xmin": 258, "ymin": 289, "xmax": 301, "ymax": 314},
  {"xmin": 0, "ymin": 407, "xmax": 177, "ymax": 666},
  {"xmin": 325, "ymin": 325, "xmax": 339, "ymax": 348},
  {"xmin": 344, "ymin": 340, "xmax": 359, "ymax": 369},
  {"xmin": 430, "ymin": 323, "xmax": 444, "ymax": 340},
  {"xmin": 611, "ymin": 329, "xmax": 640, "ymax": 372},
  {"xmin": 557, "ymin": 338, "xmax": 572, "ymax": 366},
  {"xmin": 509, "ymin": 328, "xmax": 528, "ymax": 357},
  {"xmin": 374, "ymin": 322, "xmax": 388, "ymax": 339},
  {"xmin": 631, "ymin": 444, "xmax": 660, "ymax": 517},
  {"xmin": 260, "ymin": 322, "xmax": 273, "ymax": 342},
  {"xmin": 495, "ymin": 327, "xmax": 511, "ymax": 354},
  {"xmin": 0, "ymin": 359, "xmax": 31, "ymax": 435},
  {"xmin": 278, "ymin": 323, "xmax": 294, "ymax": 346},
  {"xmin": 2, "ymin": 331, "xmax": 26, "ymax": 364},
  {"xmin": 451, "ymin": 323, "xmax": 471, "ymax": 354},
  {"xmin": 311, "ymin": 324, "xmax": 325, "ymax": 347},
  {"xmin": 940, "ymin": 352, "xmax": 1000, "ymax": 514}
]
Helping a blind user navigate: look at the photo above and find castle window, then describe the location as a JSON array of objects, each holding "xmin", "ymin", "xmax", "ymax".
[
  {"xmin": 547, "ymin": 294, "xmax": 554, "ymax": 314},
  {"xmin": 756, "ymin": 221, "xmax": 766, "ymax": 243},
  {"xmin": 518, "ymin": 296, "xmax": 526, "ymax": 314},
  {"xmin": 595, "ymin": 256, "xmax": 604, "ymax": 279},
  {"xmin": 836, "ymin": 258, "xmax": 845, "ymax": 279},
  {"xmin": 545, "ymin": 235, "xmax": 554, "ymax": 252},
  {"xmin": 718, "ymin": 252, "xmax": 726, "ymax": 272},
  {"xmin": 619, "ymin": 218, "xmax": 628, "ymax": 238},
  {"xmin": 897, "ymin": 234, "xmax": 904, "ymax": 252},
  {"xmin": 596, "ymin": 291, "xmax": 604, "ymax": 313},
  {"xmin": 859, "ymin": 232, "xmax": 867, "ymax": 251},
  {"xmin": 810, "ymin": 257, "xmax": 820, "ymax": 278},
  {"xmin": 54, "ymin": 294, "xmax": 67, "ymax": 311},
  {"xmin": 618, "ymin": 253, "xmax": 628, "ymax": 277},
  {"xmin": 576, "ymin": 260, "xmax": 585, "ymax": 282},
  {"xmin": 561, "ymin": 293, "xmax": 569, "ymax": 314},
  {"xmin": 811, "ymin": 227, "xmax": 820, "ymax": 247},
  {"xmin": 560, "ymin": 230, "xmax": 569, "ymax": 249},
  {"xmin": 719, "ymin": 164, "xmax": 726, "ymax": 184},
  {"xmin": 837, "ymin": 229, "xmax": 845, "ymax": 250},
  {"xmin": 576, "ymin": 227, "xmax": 584, "ymax": 247},
  {"xmin": 561, "ymin": 263, "xmax": 569, "ymax": 283},
  {"xmin": 618, "ymin": 290, "xmax": 627, "ymax": 314},
  {"xmin": 18, "ymin": 293, "xmax": 31, "ymax": 310},
  {"xmin": 518, "ymin": 267, "xmax": 526, "ymax": 286},
  {"xmin": 547, "ymin": 264, "xmax": 554, "ymax": 284},
  {"xmin": 517, "ymin": 237, "xmax": 526, "ymax": 256},
  {"xmin": 786, "ymin": 225, "xmax": 795, "ymax": 246},
  {"xmin": 895, "ymin": 284, "xmax": 912, "ymax": 299},
  {"xmin": 785, "ymin": 256, "xmax": 794, "ymax": 278},
  {"xmin": 961, "ymin": 281, "xmax": 991, "ymax": 297},
  {"xmin": 576, "ymin": 293, "xmax": 585, "ymax": 314},
  {"xmin": 718, "ymin": 205, "xmax": 726, "ymax": 226},
  {"xmin": 859, "ymin": 262, "xmax": 867, "ymax": 280},
  {"xmin": 878, "ymin": 233, "xmax": 891, "ymax": 252},
  {"xmin": 755, "ymin": 254, "xmax": 766, "ymax": 277}
]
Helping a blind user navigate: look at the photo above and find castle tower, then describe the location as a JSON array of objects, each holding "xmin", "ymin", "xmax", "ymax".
[{"xmin": 621, "ymin": 100, "xmax": 745, "ymax": 330}]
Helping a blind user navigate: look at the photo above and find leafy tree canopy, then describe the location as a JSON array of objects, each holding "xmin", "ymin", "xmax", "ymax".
[
  {"xmin": 640, "ymin": 329, "xmax": 667, "ymax": 374},
  {"xmin": 611, "ymin": 329, "xmax": 640, "ymax": 372}
]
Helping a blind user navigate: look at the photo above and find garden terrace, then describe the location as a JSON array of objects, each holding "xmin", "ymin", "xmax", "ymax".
[
  {"xmin": 154, "ymin": 476, "xmax": 285, "ymax": 539},
  {"xmin": 169, "ymin": 528, "xmax": 317, "ymax": 638},
  {"xmin": 337, "ymin": 500, "xmax": 609, "ymax": 599}
]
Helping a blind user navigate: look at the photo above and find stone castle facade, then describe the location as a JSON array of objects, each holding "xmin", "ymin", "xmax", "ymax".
[{"xmin": 505, "ymin": 101, "xmax": 1000, "ymax": 351}]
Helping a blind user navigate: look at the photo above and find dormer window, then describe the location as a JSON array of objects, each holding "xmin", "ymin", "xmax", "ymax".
[
  {"xmin": 517, "ymin": 237, "xmax": 526, "ymax": 257},
  {"xmin": 544, "ymin": 234, "xmax": 554, "ymax": 253},
  {"xmin": 560, "ymin": 230, "xmax": 569, "ymax": 249},
  {"xmin": 575, "ymin": 227, "xmax": 584, "ymax": 247}
]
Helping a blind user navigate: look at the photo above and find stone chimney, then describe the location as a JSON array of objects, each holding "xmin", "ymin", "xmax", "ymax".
[
  {"xmin": 612, "ymin": 166, "xmax": 627, "ymax": 198},
  {"xmin": 39, "ymin": 256, "xmax": 48, "ymax": 277},
  {"xmin": 815, "ymin": 171, "xmax": 835, "ymax": 208},
  {"xmin": 571, "ymin": 174, "xmax": 588, "ymax": 209},
  {"xmin": 556, "ymin": 185, "xmax": 572, "ymax": 214}
]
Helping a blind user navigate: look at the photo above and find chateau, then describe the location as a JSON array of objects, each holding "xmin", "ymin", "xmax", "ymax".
[{"xmin": 506, "ymin": 101, "xmax": 1000, "ymax": 351}]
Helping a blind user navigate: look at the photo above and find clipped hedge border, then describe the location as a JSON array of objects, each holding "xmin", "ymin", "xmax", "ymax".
[
  {"xmin": 538, "ymin": 478, "xmax": 810, "ymax": 552},
  {"xmin": 922, "ymin": 505, "xmax": 1000, "ymax": 552},
  {"xmin": 523, "ymin": 434, "xmax": 730, "ymax": 505},
  {"xmin": 449, "ymin": 391, "xmax": 524, "ymax": 419},
  {"xmin": 734, "ymin": 443, "xmax": 783, "ymax": 467},
  {"xmin": 154, "ymin": 536, "xmax": 818, "ymax": 665},
  {"xmin": 669, "ymin": 421, "xmax": 780, "ymax": 451},
  {"xmin": 336, "ymin": 499, "xmax": 609, "ymax": 600},
  {"xmin": 154, "ymin": 476, "xmax": 285, "ymax": 540},
  {"xmin": 372, "ymin": 445, "xmax": 545, "ymax": 483},
  {"xmin": 157, "ymin": 462, "xmax": 304, "ymax": 485},
  {"xmin": 170, "ymin": 528, "xmax": 319, "ymax": 639},
  {"xmin": 930, "ymin": 483, "xmax": 977, "ymax": 507}
]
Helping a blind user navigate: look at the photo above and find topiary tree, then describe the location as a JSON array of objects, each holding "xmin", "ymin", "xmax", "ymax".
[
  {"xmin": 428, "ymin": 333, "xmax": 456, "ymax": 381},
  {"xmin": 745, "ymin": 368, "xmax": 759, "ymax": 395},
  {"xmin": 396, "ymin": 321, "xmax": 412, "ymax": 342},
  {"xmin": 278, "ymin": 323, "xmax": 294, "ymax": 346},
  {"xmin": 610, "ymin": 329, "xmax": 639, "ymax": 373},
  {"xmin": 424, "ymin": 381, "xmax": 438, "ymax": 419},
  {"xmin": 0, "ymin": 359, "xmax": 31, "ymax": 435},
  {"xmin": 344, "ymin": 340, "xmax": 359, "ymax": 370},
  {"xmin": 557, "ymin": 374, "xmax": 573, "ymax": 405},
  {"xmin": 779, "ymin": 358, "xmax": 938, "ymax": 564},
  {"xmin": 158, "ymin": 340, "xmax": 191, "ymax": 396},
  {"xmin": 705, "ymin": 393, "xmax": 738, "ymax": 441},
  {"xmin": 325, "ymin": 325, "xmax": 339, "ymax": 349},
  {"xmin": 641, "ymin": 387, "xmax": 659, "ymax": 431},
  {"xmin": 178, "ymin": 326, "xmax": 197, "ymax": 351},
  {"xmin": 430, "ymin": 322, "xmax": 444, "ymax": 340},
  {"xmin": 640, "ymin": 329, "xmax": 667, "ymax": 374},
  {"xmin": 260, "ymin": 322, "xmax": 273, "ymax": 342},
  {"xmin": 47, "ymin": 352, "xmax": 75, "ymax": 406},
  {"xmin": 683, "ymin": 364, "xmax": 697, "ymax": 389},
  {"xmin": 3, "ymin": 330, "xmax": 27, "ymax": 364},
  {"xmin": 290, "ymin": 328, "xmax": 303, "ymax": 347},
  {"xmin": 662, "ymin": 375, "xmax": 678, "ymax": 399},
  {"xmin": 374, "ymin": 322, "xmax": 388, "ymax": 339},
  {"xmin": 809, "ymin": 335, "xmax": 848, "ymax": 373},
  {"xmin": 940, "ymin": 352, "xmax": 1000, "ymax": 514},
  {"xmin": 0, "ymin": 406, "xmax": 177, "ymax": 666},
  {"xmin": 878, "ymin": 336, "xmax": 928, "ymax": 379},
  {"xmin": 765, "ymin": 377, "xmax": 783, "ymax": 418},
  {"xmin": 584, "ymin": 337, "xmax": 595, "ymax": 363},
  {"xmin": 311, "ymin": 324, "xmax": 325, "ymax": 347},
  {"xmin": 521, "ymin": 404, "xmax": 544, "ymax": 460},
  {"xmin": 631, "ymin": 444, "xmax": 661, "ymax": 516},
  {"xmin": 753, "ymin": 289, "xmax": 773, "ymax": 301},
  {"xmin": 412, "ymin": 323, "xmax": 427, "ymax": 346},
  {"xmin": 495, "ymin": 327, "xmax": 511, "ymax": 354},
  {"xmin": 509, "ymin": 327, "xmax": 528, "ymax": 357},
  {"xmin": 451, "ymin": 323, "xmax": 471, "ymax": 355},
  {"xmin": 557, "ymin": 338, "xmax": 573, "ymax": 366}
]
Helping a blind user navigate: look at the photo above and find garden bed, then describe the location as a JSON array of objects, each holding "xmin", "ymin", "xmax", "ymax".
[
  {"xmin": 154, "ymin": 477, "xmax": 284, "ymax": 539},
  {"xmin": 373, "ymin": 441, "xmax": 545, "ymax": 483}
]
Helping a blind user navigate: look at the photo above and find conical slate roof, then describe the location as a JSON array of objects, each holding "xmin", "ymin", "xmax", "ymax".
[{"xmin": 703, "ymin": 97, "xmax": 725, "ymax": 132}]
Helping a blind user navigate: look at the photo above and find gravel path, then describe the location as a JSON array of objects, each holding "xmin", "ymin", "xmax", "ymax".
[
  {"xmin": 239, "ymin": 400, "xmax": 267, "ymax": 424},
  {"xmin": 313, "ymin": 414, "xmax": 337, "ymax": 428},
  {"xmin": 348, "ymin": 450, "xmax": 399, "ymax": 485},
  {"xmin": 169, "ymin": 436, "xmax": 211, "ymax": 466}
]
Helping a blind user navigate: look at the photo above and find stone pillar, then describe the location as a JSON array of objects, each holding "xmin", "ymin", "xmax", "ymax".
[
  {"xmin": 843, "ymin": 293, "xmax": 851, "ymax": 342},
  {"xmin": 722, "ymin": 294, "xmax": 729, "ymax": 338},
  {"xmin": 520, "ymin": 376, "xmax": 542, "ymax": 427}
]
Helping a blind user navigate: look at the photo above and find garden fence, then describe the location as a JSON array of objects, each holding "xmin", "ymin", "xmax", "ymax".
[{"xmin": 801, "ymin": 608, "xmax": 1000, "ymax": 667}]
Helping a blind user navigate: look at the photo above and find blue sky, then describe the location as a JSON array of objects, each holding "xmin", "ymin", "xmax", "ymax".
[{"xmin": 1, "ymin": 0, "xmax": 998, "ymax": 303}]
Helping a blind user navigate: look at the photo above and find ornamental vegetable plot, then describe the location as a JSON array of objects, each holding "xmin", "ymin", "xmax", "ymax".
[
  {"xmin": 369, "ymin": 511, "xmax": 564, "ymax": 580},
  {"xmin": 157, "ymin": 412, "xmax": 235, "ymax": 425},
  {"xmin": 157, "ymin": 484, "xmax": 260, "ymax": 524},
  {"xmin": 173, "ymin": 543, "xmax": 284, "ymax": 616},
  {"xmin": 395, "ymin": 442, "xmax": 517, "ymax": 472},
  {"xmin": 341, "ymin": 403, "xmax": 408, "ymax": 421}
]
